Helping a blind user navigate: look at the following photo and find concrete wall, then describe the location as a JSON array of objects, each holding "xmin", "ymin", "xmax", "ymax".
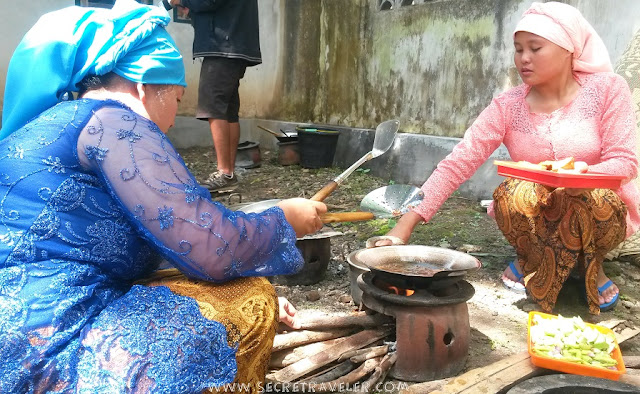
[
  {"xmin": 4, "ymin": 1, "xmax": 639, "ymax": 134},
  {"xmin": 0, "ymin": 1, "xmax": 75, "ymax": 111},
  {"xmin": 2, "ymin": 0, "xmax": 639, "ymax": 200}
]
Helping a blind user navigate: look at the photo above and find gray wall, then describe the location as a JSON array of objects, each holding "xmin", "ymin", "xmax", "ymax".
[
  {"xmin": 2, "ymin": 0, "xmax": 639, "ymax": 199},
  {"xmin": 3, "ymin": 1, "xmax": 639, "ymax": 135}
]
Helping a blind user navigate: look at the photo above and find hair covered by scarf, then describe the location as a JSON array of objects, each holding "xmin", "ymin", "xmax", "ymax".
[
  {"xmin": 514, "ymin": 1, "xmax": 613, "ymax": 74},
  {"xmin": 0, "ymin": 0, "xmax": 186, "ymax": 140}
]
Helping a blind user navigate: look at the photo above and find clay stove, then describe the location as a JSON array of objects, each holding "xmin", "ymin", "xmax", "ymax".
[{"xmin": 352, "ymin": 245, "xmax": 480, "ymax": 382}]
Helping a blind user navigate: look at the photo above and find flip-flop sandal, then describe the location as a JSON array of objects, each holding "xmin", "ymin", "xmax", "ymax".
[
  {"xmin": 502, "ymin": 261, "xmax": 526, "ymax": 293},
  {"xmin": 598, "ymin": 280, "xmax": 620, "ymax": 312}
]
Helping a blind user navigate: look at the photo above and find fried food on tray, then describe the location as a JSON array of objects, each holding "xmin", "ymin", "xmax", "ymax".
[
  {"xmin": 517, "ymin": 161, "xmax": 547, "ymax": 170},
  {"xmin": 539, "ymin": 157, "xmax": 574, "ymax": 171},
  {"xmin": 517, "ymin": 157, "xmax": 588, "ymax": 174}
]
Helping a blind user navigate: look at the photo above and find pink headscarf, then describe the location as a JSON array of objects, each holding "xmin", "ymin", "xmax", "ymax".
[{"xmin": 514, "ymin": 2, "xmax": 612, "ymax": 73}]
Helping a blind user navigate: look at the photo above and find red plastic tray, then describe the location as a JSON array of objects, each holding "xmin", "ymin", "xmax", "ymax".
[{"xmin": 494, "ymin": 160, "xmax": 625, "ymax": 189}]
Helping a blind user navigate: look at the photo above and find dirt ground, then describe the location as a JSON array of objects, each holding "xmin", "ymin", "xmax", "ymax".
[{"xmin": 179, "ymin": 146, "xmax": 640, "ymax": 390}]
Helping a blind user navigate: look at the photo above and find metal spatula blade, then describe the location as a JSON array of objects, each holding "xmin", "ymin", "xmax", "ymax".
[
  {"xmin": 310, "ymin": 119, "xmax": 399, "ymax": 202},
  {"xmin": 360, "ymin": 184, "xmax": 424, "ymax": 219}
]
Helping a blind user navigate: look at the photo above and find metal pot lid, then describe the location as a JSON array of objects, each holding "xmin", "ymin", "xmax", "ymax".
[
  {"xmin": 351, "ymin": 245, "xmax": 481, "ymax": 278},
  {"xmin": 233, "ymin": 199, "xmax": 342, "ymax": 240}
]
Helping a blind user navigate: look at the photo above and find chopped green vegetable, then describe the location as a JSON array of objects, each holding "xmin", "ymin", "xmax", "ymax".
[{"xmin": 530, "ymin": 314, "xmax": 618, "ymax": 369}]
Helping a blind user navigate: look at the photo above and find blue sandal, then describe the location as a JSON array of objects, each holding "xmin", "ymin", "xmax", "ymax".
[
  {"xmin": 598, "ymin": 280, "xmax": 619, "ymax": 312},
  {"xmin": 502, "ymin": 261, "xmax": 526, "ymax": 293}
]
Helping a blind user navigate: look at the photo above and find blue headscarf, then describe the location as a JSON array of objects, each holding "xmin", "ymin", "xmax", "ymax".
[{"xmin": 0, "ymin": 0, "xmax": 187, "ymax": 140}]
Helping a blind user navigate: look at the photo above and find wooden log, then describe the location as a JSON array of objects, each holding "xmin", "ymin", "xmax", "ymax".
[
  {"xmin": 268, "ymin": 327, "xmax": 393, "ymax": 383},
  {"xmin": 401, "ymin": 351, "xmax": 536, "ymax": 394},
  {"xmin": 270, "ymin": 337, "xmax": 346, "ymax": 368},
  {"xmin": 402, "ymin": 378, "xmax": 448, "ymax": 393},
  {"xmin": 599, "ymin": 319, "xmax": 626, "ymax": 329},
  {"xmin": 337, "ymin": 340, "xmax": 385, "ymax": 361},
  {"xmin": 338, "ymin": 341, "xmax": 383, "ymax": 361},
  {"xmin": 299, "ymin": 312, "xmax": 393, "ymax": 331},
  {"xmin": 620, "ymin": 368, "xmax": 640, "ymax": 387},
  {"xmin": 623, "ymin": 355, "xmax": 640, "ymax": 369},
  {"xmin": 614, "ymin": 326, "xmax": 640, "ymax": 344},
  {"xmin": 272, "ymin": 328, "xmax": 353, "ymax": 352},
  {"xmin": 300, "ymin": 360, "xmax": 357, "ymax": 384},
  {"xmin": 350, "ymin": 345, "xmax": 389, "ymax": 364},
  {"xmin": 303, "ymin": 357, "xmax": 383, "ymax": 393},
  {"xmin": 296, "ymin": 362, "xmax": 340, "ymax": 382},
  {"xmin": 358, "ymin": 352, "xmax": 398, "ymax": 393}
]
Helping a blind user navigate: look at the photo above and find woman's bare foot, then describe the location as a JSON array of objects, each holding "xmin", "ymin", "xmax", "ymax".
[{"xmin": 596, "ymin": 267, "xmax": 619, "ymax": 305}]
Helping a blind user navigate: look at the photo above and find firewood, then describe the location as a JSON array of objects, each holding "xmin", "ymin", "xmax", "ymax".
[
  {"xmin": 303, "ymin": 357, "xmax": 383, "ymax": 393},
  {"xmin": 400, "ymin": 351, "xmax": 533, "ymax": 394},
  {"xmin": 268, "ymin": 327, "xmax": 393, "ymax": 383},
  {"xmin": 336, "ymin": 340, "xmax": 383, "ymax": 361},
  {"xmin": 299, "ymin": 312, "xmax": 393, "ymax": 330},
  {"xmin": 349, "ymin": 345, "xmax": 389, "ymax": 364},
  {"xmin": 623, "ymin": 355, "xmax": 640, "ymax": 369},
  {"xmin": 401, "ymin": 378, "xmax": 448, "ymax": 393},
  {"xmin": 620, "ymin": 368, "xmax": 640, "ymax": 387},
  {"xmin": 337, "ymin": 341, "xmax": 385, "ymax": 362},
  {"xmin": 299, "ymin": 360, "xmax": 357, "ymax": 383},
  {"xmin": 270, "ymin": 337, "xmax": 346, "ymax": 368},
  {"xmin": 357, "ymin": 352, "xmax": 398, "ymax": 393},
  {"xmin": 272, "ymin": 328, "xmax": 353, "ymax": 352},
  {"xmin": 614, "ymin": 326, "xmax": 640, "ymax": 344}
]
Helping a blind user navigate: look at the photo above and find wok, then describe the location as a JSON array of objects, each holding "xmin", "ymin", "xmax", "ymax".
[{"xmin": 350, "ymin": 245, "xmax": 481, "ymax": 288}]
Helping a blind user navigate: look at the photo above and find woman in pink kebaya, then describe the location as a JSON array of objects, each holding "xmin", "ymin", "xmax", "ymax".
[{"xmin": 378, "ymin": 2, "xmax": 639, "ymax": 315}]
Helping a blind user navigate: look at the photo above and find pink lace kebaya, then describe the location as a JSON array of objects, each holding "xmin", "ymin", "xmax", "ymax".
[{"xmin": 412, "ymin": 71, "xmax": 640, "ymax": 238}]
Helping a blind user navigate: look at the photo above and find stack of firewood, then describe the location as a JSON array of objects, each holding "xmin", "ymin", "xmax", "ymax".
[{"xmin": 267, "ymin": 311, "xmax": 397, "ymax": 393}]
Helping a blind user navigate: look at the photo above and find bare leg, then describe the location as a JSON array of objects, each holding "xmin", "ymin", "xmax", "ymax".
[
  {"xmin": 210, "ymin": 119, "xmax": 231, "ymax": 174},
  {"xmin": 228, "ymin": 122, "xmax": 240, "ymax": 173}
]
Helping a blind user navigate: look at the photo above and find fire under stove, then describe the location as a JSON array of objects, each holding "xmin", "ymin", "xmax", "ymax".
[{"xmin": 352, "ymin": 245, "xmax": 480, "ymax": 382}]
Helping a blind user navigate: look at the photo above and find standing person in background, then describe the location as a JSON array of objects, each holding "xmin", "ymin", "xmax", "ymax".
[
  {"xmin": 164, "ymin": 0, "xmax": 261, "ymax": 193},
  {"xmin": 374, "ymin": 2, "xmax": 640, "ymax": 315},
  {"xmin": 0, "ymin": 0, "xmax": 326, "ymax": 391}
]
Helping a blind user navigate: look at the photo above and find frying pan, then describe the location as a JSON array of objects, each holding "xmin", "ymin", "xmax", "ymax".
[
  {"xmin": 350, "ymin": 245, "xmax": 482, "ymax": 288},
  {"xmin": 311, "ymin": 119, "xmax": 399, "ymax": 202}
]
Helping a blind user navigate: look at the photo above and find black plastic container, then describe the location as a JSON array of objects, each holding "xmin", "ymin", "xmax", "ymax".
[{"xmin": 296, "ymin": 126, "xmax": 340, "ymax": 169}]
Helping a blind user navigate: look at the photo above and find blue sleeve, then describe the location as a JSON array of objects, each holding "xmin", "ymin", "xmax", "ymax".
[{"xmin": 77, "ymin": 104, "xmax": 303, "ymax": 282}]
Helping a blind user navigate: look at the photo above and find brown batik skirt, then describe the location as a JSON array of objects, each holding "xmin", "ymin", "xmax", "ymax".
[{"xmin": 493, "ymin": 179, "xmax": 627, "ymax": 315}]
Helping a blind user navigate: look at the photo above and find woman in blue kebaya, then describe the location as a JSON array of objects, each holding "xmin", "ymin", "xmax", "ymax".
[{"xmin": 0, "ymin": 0, "xmax": 326, "ymax": 392}]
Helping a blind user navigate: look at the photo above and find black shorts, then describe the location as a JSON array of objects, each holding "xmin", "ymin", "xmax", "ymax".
[{"xmin": 196, "ymin": 57, "xmax": 248, "ymax": 122}]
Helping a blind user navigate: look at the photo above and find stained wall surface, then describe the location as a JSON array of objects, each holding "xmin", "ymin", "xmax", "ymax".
[{"xmin": 3, "ymin": 1, "xmax": 639, "ymax": 137}]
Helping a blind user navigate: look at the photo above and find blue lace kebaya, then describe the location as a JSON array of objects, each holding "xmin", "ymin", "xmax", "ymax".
[{"xmin": 0, "ymin": 99, "xmax": 303, "ymax": 392}]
